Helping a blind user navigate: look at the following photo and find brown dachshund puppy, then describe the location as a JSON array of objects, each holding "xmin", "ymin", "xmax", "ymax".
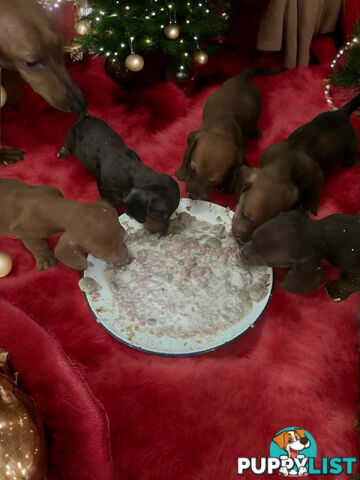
[
  {"xmin": 58, "ymin": 114, "xmax": 180, "ymax": 234},
  {"xmin": 0, "ymin": 178, "xmax": 129, "ymax": 271},
  {"xmin": 0, "ymin": 0, "xmax": 86, "ymax": 165},
  {"xmin": 175, "ymin": 68, "xmax": 285, "ymax": 200},
  {"xmin": 241, "ymin": 210, "xmax": 360, "ymax": 302},
  {"xmin": 232, "ymin": 93, "xmax": 360, "ymax": 243}
]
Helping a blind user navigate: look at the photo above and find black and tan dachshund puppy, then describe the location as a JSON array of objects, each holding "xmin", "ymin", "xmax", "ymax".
[
  {"xmin": 58, "ymin": 114, "xmax": 180, "ymax": 234},
  {"xmin": 241, "ymin": 210, "xmax": 360, "ymax": 302},
  {"xmin": 175, "ymin": 68, "xmax": 286, "ymax": 200},
  {"xmin": 232, "ymin": 93, "xmax": 360, "ymax": 243}
]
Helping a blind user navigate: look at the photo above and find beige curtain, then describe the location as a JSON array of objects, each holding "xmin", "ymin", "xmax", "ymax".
[{"xmin": 256, "ymin": 0, "xmax": 343, "ymax": 68}]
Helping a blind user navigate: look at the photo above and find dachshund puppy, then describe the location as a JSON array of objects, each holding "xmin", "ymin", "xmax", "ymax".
[
  {"xmin": 232, "ymin": 93, "xmax": 360, "ymax": 243},
  {"xmin": 175, "ymin": 68, "xmax": 286, "ymax": 200},
  {"xmin": 0, "ymin": 178, "xmax": 129, "ymax": 271},
  {"xmin": 0, "ymin": 0, "xmax": 86, "ymax": 165},
  {"xmin": 241, "ymin": 210, "xmax": 360, "ymax": 302},
  {"xmin": 58, "ymin": 114, "xmax": 180, "ymax": 234}
]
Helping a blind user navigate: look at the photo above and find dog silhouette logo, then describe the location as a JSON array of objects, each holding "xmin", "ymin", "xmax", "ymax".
[{"xmin": 270, "ymin": 428, "xmax": 317, "ymax": 477}]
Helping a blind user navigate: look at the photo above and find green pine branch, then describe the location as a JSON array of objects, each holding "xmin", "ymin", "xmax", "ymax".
[{"xmin": 330, "ymin": 19, "xmax": 360, "ymax": 89}]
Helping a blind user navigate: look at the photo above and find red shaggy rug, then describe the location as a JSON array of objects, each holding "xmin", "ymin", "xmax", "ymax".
[{"xmin": 1, "ymin": 54, "xmax": 359, "ymax": 479}]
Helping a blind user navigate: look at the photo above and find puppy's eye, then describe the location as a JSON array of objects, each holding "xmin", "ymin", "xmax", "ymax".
[
  {"xmin": 241, "ymin": 211, "xmax": 251, "ymax": 221},
  {"xmin": 288, "ymin": 438, "xmax": 293, "ymax": 443},
  {"xmin": 295, "ymin": 435, "xmax": 299, "ymax": 440},
  {"xmin": 25, "ymin": 60, "xmax": 40, "ymax": 68}
]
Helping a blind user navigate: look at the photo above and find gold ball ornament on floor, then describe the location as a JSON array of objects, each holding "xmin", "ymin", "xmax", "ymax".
[
  {"xmin": 75, "ymin": 19, "xmax": 90, "ymax": 36},
  {"xmin": 164, "ymin": 24, "xmax": 180, "ymax": 40},
  {"xmin": 0, "ymin": 84, "xmax": 7, "ymax": 108},
  {"xmin": 0, "ymin": 252, "xmax": 12, "ymax": 277},
  {"xmin": 124, "ymin": 53, "xmax": 145, "ymax": 72},
  {"xmin": 194, "ymin": 50, "xmax": 208, "ymax": 65}
]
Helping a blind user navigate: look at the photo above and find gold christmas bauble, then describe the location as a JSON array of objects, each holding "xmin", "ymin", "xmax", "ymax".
[
  {"xmin": 0, "ymin": 252, "xmax": 12, "ymax": 277},
  {"xmin": 164, "ymin": 24, "xmax": 180, "ymax": 40},
  {"xmin": 124, "ymin": 53, "xmax": 144, "ymax": 72},
  {"xmin": 194, "ymin": 50, "xmax": 208, "ymax": 65},
  {"xmin": 75, "ymin": 19, "xmax": 90, "ymax": 36},
  {"xmin": 0, "ymin": 85, "xmax": 7, "ymax": 108}
]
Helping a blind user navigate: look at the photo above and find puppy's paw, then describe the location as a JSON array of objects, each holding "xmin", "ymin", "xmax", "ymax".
[
  {"xmin": 57, "ymin": 145, "xmax": 70, "ymax": 159},
  {"xmin": 324, "ymin": 279, "xmax": 355, "ymax": 302},
  {"xmin": 0, "ymin": 148, "xmax": 25, "ymax": 165},
  {"xmin": 36, "ymin": 254, "xmax": 57, "ymax": 271}
]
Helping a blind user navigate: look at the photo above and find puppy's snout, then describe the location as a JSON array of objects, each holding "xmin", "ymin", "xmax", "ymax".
[
  {"xmin": 300, "ymin": 438, "xmax": 309, "ymax": 446},
  {"xmin": 144, "ymin": 217, "xmax": 168, "ymax": 234},
  {"xmin": 188, "ymin": 192, "xmax": 198, "ymax": 200},
  {"xmin": 68, "ymin": 90, "xmax": 87, "ymax": 114},
  {"xmin": 240, "ymin": 242, "xmax": 265, "ymax": 266},
  {"xmin": 107, "ymin": 245, "xmax": 130, "ymax": 266}
]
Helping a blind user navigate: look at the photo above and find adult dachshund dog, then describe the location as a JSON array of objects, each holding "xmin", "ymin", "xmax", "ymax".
[
  {"xmin": 175, "ymin": 68, "xmax": 286, "ymax": 200},
  {"xmin": 0, "ymin": 0, "xmax": 86, "ymax": 164},
  {"xmin": 241, "ymin": 210, "xmax": 360, "ymax": 302},
  {"xmin": 232, "ymin": 93, "xmax": 360, "ymax": 243},
  {"xmin": 0, "ymin": 178, "xmax": 129, "ymax": 271},
  {"xmin": 58, "ymin": 114, "xmax": 180, "ymax": 234}
]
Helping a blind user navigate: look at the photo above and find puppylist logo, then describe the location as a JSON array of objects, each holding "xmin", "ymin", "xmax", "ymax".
[{"xmin": 237, "ymin": 427, "xmax": 357, "ymax": 476}]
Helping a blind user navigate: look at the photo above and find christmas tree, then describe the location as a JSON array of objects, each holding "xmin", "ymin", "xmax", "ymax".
[{"xmin": 78, "ymin": 0, "xmax": 230, "ymax": 79}]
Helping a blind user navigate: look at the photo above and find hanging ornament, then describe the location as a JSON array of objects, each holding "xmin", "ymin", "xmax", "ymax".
[
  {"xmin": 124, "ymin": 37, "xmax": 144, "ymax": 72},
  {"xmin": 125, "ymin": 53, "xmax": 145, "ymax": 72},
  {"xmin": 194, "ymin": 49, "xmax": 208, "ymax": 65},
  {"xmin": 0, "ymin": 349, "xmax": 47, "ymax": 479},
  {"xmin": 164, "ymin": 24, "xmax": 180, "ymax": 40},
  {"xmin": 0, "ymin": 84, "xmax": 7, "ymax": 108},
  {"xmin": 75, "ymin": 19, "xmax": 90, "ymax": 36},
  {"xmin": 164, "ymin": 4, "xmax": 179, "ymax": 40},
  {"xmin": 0, "ymin": 252, "xmax": 12, "ymax": 277}
]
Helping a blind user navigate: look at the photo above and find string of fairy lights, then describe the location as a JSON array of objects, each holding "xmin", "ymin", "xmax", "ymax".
[{"xmin": 324, "ymin": 36, "xmax": 360, "ymax": 110}]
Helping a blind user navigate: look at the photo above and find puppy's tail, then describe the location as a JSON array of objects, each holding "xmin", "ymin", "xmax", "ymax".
[
  {"xmin": 243, "ymin": 67, "xmax": 288, "ymax": 78},
  {"xmin": 339, "ymin": 92, "xmax": 360, "ymax": 116}
]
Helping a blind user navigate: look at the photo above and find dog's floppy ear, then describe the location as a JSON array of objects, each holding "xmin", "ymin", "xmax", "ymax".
[
  {"xmin": 175, "ymin": 130, "xmax": 198, "ymax": 182},
  {"xmin": 235, "ymin": 165, "xmax": 257, "ymax": 199},
  {"xmin": 54, "ymin": 233, "xmax": 88, "ymax": 271},
  {"xmin": 122, "ymin": 188, "xmax": 149, "ymax": 223},
  {"xmin": 125, "ymin": 148, "xmax": 142, "ymax": 163},
  {"xmin": 223, "ymin": 151, "xmax": 249, "ymax": 194},
  {"xmin": 280, "ymin": 260, "xmax": 324, "ymax": 293},
  {"xmin": 272, "ymin": 431, "xmax": 289, "ymax": 450}
]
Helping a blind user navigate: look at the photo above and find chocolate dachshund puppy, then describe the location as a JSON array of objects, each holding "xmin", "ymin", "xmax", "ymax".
[
  {"xmin": 58, "ymin": 114, "xmax": 180, "ymax": 234},
  {"xmin": 241, "ymin": 210, "xmax": 360, "ymax": 302},
  {"xmin": 0, "ymin": 178, "xmax": 129, "ymax": 271},
  {"xmin": 232, "ymin": 93, "xmax": 360, "ymax": 243},
  {"xmin": 175, "ymin": 68, "xmax": 286, "ymax": 200}
]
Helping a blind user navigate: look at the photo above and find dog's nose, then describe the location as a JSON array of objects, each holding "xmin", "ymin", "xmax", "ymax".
[
  {"xmin": 68, "ymin": 91, "xmax": 87, "ymax": 114},
  {"xmin": 300, "ymin": 438, "xmax": 309, "ymax": 446},
  {"xmin": 188, "ymin": 192, "xmax": 198, "ymax": 200}
]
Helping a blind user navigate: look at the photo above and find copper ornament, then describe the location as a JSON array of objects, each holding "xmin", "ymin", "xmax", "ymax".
[
  {"xmin": 164, "ymin": 23, "xmax": 180, "ymax": 40},
  {"xmin": 0, "ymin": 349, "xmax": 47, "ymax": 480},
  {"xmin": 124, "ymin": 53, "xmax": 145, "ymax": 72}
]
